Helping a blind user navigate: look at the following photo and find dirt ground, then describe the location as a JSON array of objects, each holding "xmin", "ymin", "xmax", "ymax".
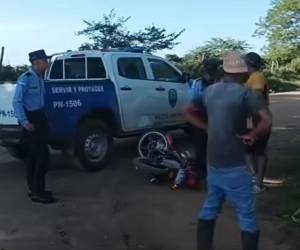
[
  {"xmin": 259, "ymin": 128, "xmax": 300, "ymax": 250},
  {"xmin": 0, "ymin": 94, "xmax": 299, "ymax": 250}
]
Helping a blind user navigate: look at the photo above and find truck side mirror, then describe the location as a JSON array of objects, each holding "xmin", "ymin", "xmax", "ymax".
[{"xmin": 181, "ymin": 72, "xmax": 190, "ymax": 83}]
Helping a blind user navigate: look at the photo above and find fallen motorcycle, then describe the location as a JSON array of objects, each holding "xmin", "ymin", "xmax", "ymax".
[{"xmin": 133, "ymin": 130, "xmax": 202, "ymax": 190}]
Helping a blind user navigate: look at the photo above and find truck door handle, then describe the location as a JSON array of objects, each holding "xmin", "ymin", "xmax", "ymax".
[
  {"xmin": 156, "ymin": 87, "xmax": 165, "ymax": 91},
  {"xmin": 121, "ymin": 86, "xmax": 132, "ymax": 91}
]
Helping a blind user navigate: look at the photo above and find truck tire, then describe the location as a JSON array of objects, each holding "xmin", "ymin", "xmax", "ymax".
[
  {"xmin": 6, "ymin": 145, "xmax": 26, "ymax": 160},
  {"xmin": 76, "ymin": 121, "xmax": 113, "ymax": 171}
]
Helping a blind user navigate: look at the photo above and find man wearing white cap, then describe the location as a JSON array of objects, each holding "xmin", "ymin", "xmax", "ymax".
[{"xmin": 185, "ymin": 52, "xmax": 272, "ymax": 250}]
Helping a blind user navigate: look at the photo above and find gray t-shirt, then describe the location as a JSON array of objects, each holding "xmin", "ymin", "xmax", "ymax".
[{"xmin": 199, "ymin": 81, "xmax": 264, "ymax": 168}]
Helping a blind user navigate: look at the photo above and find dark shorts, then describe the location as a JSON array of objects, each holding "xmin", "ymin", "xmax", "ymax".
[
  {"xmin": 188, "ymin": 125, "xmax": 207, "ymax": 178},
  {"xmin": 246, "ymin": 132, "xmax": 270, "ymax": 156}
]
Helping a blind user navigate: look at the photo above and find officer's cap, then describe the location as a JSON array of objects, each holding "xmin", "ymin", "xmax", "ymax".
[{"xmin": 28, "ymin": 49, "xmax": 50, "ymax": 63}]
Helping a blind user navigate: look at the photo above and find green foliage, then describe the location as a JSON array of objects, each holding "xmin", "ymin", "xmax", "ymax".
[
  {"xmin": 268, "ymin": 76, "xmax": 300, "ymax": 92},
  {"xmin": 165, "ymin": 54, "xmax": 184, "ymax": 71},
  {"xmin": 180, "ymin": 52, "xmax": 204, "ymax": 78},
  {"xmin": 190, "ymin": 38, "xmax": 251, "ymax": 59},
  {"xmin": 77, "ymin": 9, "xmax": 185, "ymax": 52},
  {"xmin": 255, "ymin": 0, "xmax": 300, "ymax": 64},
  {"xmin": 0, "ymin": 64, "xmax": 29, "ymax": 81},
  {"xmin": 288, "ymin": 57, "xmax": 300, "ymax": 72},
  {"xmin": 165, "ymin": 54, "xmax": 183, "ymax": 64},
  {"xmin": 167, "ymin": 38, "xmax": 250, "ymax": 78}
]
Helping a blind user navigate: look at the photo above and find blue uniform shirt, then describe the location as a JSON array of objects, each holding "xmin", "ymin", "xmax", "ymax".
[
  {"xmin": 191, "ymin": 79, "xmax": 211, "ymax": 116},
  {"xmin": 191, "ymin": 79, "xmax": 207, "ymax": 106},
  {"xmin": 12, "ymin": 67, "xmax": 45, "ymax": 127}
]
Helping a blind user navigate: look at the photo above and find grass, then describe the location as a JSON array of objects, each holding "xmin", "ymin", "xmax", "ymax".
[
  {"xmin": 267, "ymin": 71, "xmax": 300, "ymax": 93},
  {"xmin": 277, "ymin": 148, "xmax": 300, "ymax": 214},
  {"xmin": 268, "ymin": 77, "xmax": 300, "ymax": 92},
  {"xmin": 267, "ymin": 131, "xmax": 300, "ymax": 249},
  {"xmin": 270, "ymin": 130, "xmax": 300, "ymax": 213}
]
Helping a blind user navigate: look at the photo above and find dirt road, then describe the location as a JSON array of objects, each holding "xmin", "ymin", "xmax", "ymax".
[{"xmin": 0, "ymin": 94, "xmax": 298, "ymax": 250}]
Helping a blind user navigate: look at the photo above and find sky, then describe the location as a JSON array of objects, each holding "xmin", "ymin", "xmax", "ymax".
[{"xmin": 0, "ymin": 0, "xmax": 271, "ymax": 66}]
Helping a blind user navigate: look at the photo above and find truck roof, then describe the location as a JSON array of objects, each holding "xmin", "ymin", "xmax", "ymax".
[{"xmin": 52, "ymin": 48, "xmax": 152, "ymax": 60}]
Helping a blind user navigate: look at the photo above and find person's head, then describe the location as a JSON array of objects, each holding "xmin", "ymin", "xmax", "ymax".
[
  {"xmin": 245, "ymin": 52, "xmax": 262, "ymax": 73},
  {"xmin": 201, "ymin": 58, "xmax": 219, "ymax": 85},
  {"xmin": 222, "ymin": 52, "xmax": 249, "ymax": 84},
  {"xmin": 29, "ymin": 50, "xmax": 50, "ymax": 74}
]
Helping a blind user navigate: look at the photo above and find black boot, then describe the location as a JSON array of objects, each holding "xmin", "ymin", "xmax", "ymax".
[
  {"xmin": 197, "ymin": 219, "xmax": 215, "ymax": 250},
  {"xmin": 31, "ymin": 194, "xmax": 57, "ymax": 204},
  {"xmin": 241, "ymin": 231, "xmax": 259, "ymax": 250}
]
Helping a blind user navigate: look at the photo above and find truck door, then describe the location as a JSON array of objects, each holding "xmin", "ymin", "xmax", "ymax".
[
  {"xmin": 145, "ymin": 57, "xmax": 190, "ymax": 126},
  {"xmin": 45, "ymin": 55, "xmax": 117, "ymax": 141},
  {"xmin": 111, "ymin": 55, "xmax": 160, "ymax": 132}
]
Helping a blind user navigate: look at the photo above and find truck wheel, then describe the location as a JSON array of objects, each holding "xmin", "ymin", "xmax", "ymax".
[
  {"xmin": 76, "ymin": 121, "xmax": 113, "ymax": 171},
  {"xmin": 6, "ymin": 145, "xmax": 26, "ymax": 160}
]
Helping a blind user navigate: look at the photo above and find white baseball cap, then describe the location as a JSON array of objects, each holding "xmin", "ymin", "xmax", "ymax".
[{"xmin": 223, "ymin": 52, "xmax": 248, "ymax": 74}]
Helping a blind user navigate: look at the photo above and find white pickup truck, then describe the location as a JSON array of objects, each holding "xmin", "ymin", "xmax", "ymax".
[{"xmin": 0, "ymin": 48, "xmax": 191, "ymax": 170}]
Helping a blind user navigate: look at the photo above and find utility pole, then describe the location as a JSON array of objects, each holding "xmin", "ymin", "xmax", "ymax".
[{"xmin": 0, "ymin": 46, "xmax": 4, "ymax": 70}]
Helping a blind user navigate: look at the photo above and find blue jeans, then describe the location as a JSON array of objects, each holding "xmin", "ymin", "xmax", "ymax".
[
  {"xmin": 174, "ymin": 169, "xmax": 186, "ymax": 186},
  {"xmin": 199, "ymin": 166, "xmax": 259, "ymax": 232}
]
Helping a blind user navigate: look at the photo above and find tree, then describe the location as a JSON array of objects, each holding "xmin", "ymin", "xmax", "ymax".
[
  {"xmin": 190, "ymin": 38, "xmax": 251, "ymax": 59},
  {"xmin": 77, "ymin": 9, "xmax": 185, "ymax": 52},
  {"xmin": 255, "ymin": 0, "xmax": 300, "ymax": 64},
  {"xmin": 0, "ymin": 64, "xmax": 29, "ymax": 81},
  {"xmin": 180, "ymin": 38, "xmax": 250, "ymax": 77},
  {"xmin": 165, "ymin": 54, "xmax": 183, "ymax": 69}
]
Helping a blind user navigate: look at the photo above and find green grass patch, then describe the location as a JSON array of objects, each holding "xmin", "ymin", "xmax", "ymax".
[
  {"xmin": 269, "ymin": 134, "xmax": 300, "ymax": 250},
  {"xmin": 279, "ymin": 154, "xmax": 300, "ymax": 214},
  {"xmin": 267, "ymin": 71, "xmax": 300, "ymax": 92},
  {"xmin": 270, "ymin": 134, "xmax": 300, "ymax": 214},
  {"xmin": 268, "ymin": 77, "xmax": 300, "ymax": 92}
]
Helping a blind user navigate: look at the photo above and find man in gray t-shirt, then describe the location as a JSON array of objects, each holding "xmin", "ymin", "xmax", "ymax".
[
  {"xmin": 185, "ymin": 52, "xmax": 272, "ymax": 250},
  {"xmin": 203, "ymin": 81, "xmax": 263, "ymax": 168}
]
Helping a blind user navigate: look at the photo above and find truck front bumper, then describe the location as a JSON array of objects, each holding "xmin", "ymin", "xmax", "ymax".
[{"xmin": 0, "ymin": 125, "xmax": 23, "ymax": 146}]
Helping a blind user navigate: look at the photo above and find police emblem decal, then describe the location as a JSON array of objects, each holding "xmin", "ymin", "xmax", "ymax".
[{"xmin": 168, "ymin": 89, "xmax": 177, "ymax": 108}]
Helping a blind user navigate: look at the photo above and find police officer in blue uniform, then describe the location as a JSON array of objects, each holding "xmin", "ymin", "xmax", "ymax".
[
  {"xmin": 188, "ymin": 59, "xmax": 219, "ymax": 180},
  {"xmin": 13, "ymin": 49, "xmax": 56, "ymax": 204}
]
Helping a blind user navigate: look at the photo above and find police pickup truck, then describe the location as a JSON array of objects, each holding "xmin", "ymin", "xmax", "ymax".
[{"xmin": 0, "ymin": 48, "xmax": 191, "ymax": 170}]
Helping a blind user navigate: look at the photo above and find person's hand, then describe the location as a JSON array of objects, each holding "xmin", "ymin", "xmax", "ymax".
[
  {"xmin": 238, "ymin": 134, "xmax": 255, "ymax": 146},
  {"xmin": 24, "ymin": 122, "xmax": 35, "ymax": 132}
]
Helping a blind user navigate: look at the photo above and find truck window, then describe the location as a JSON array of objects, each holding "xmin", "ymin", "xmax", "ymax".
[
  {"xmin": 87, "ymin": 57, "xmax": 106, "ymax": 79},
  {"xmin": 148, "ymin": 58, "xmax": 181, "ymax": 83},
  {"xmin": 65, "ymin": 58, "xmax": 86, "ymax": 79},
  {"xmin": 118, "ymin": 58, "xmax": 147, "ymax": 80},
  {"xmin": 50, "ymin": 59, "xmax": 63, "ymax": 79}
]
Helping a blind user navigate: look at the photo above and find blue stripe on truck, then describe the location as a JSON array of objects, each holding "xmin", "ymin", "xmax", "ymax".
[{"xmin": 44, "ymin": 79, "xmax": 119, "ymax": 141}]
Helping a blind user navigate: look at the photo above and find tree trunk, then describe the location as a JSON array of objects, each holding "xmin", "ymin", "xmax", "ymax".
[{"xmin": 0, "ymin": 46, "xmax": 4, "ymax": 70}]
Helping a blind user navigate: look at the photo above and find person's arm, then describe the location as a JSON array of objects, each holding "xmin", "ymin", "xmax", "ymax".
[
  {"xmin": 12, "ymin": 77, "xmax": 34, "ymax": 131},
  {"xmin": 240, "ymin": 90, "xmax": 272, "ymax": 145},
  {"xmin": 184, "ymin": 105, "xmax": 207, "ymax": 130},
  {"xmin": 184, "ymin": 81, "xmax": 208, "ymax": 129},
  {"xmin": 240, "ymin": 109, "xmax": 272, "ymax": 145}
]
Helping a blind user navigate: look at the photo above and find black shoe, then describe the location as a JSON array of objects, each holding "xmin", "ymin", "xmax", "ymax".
[
  {"xmin": 31, "ymin": 194, "xmax": 57, "ymax": 204},
  {"xmin": 241, "ymin": 231, "xmax": 259, "ymax": 250},
  {"xmin": 28, "ymin": 191, "xmax": 53, "ymax": 198},
  {"xmin": 197, "ymin": 219, "xmax": 215, "ymax": 250}
]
